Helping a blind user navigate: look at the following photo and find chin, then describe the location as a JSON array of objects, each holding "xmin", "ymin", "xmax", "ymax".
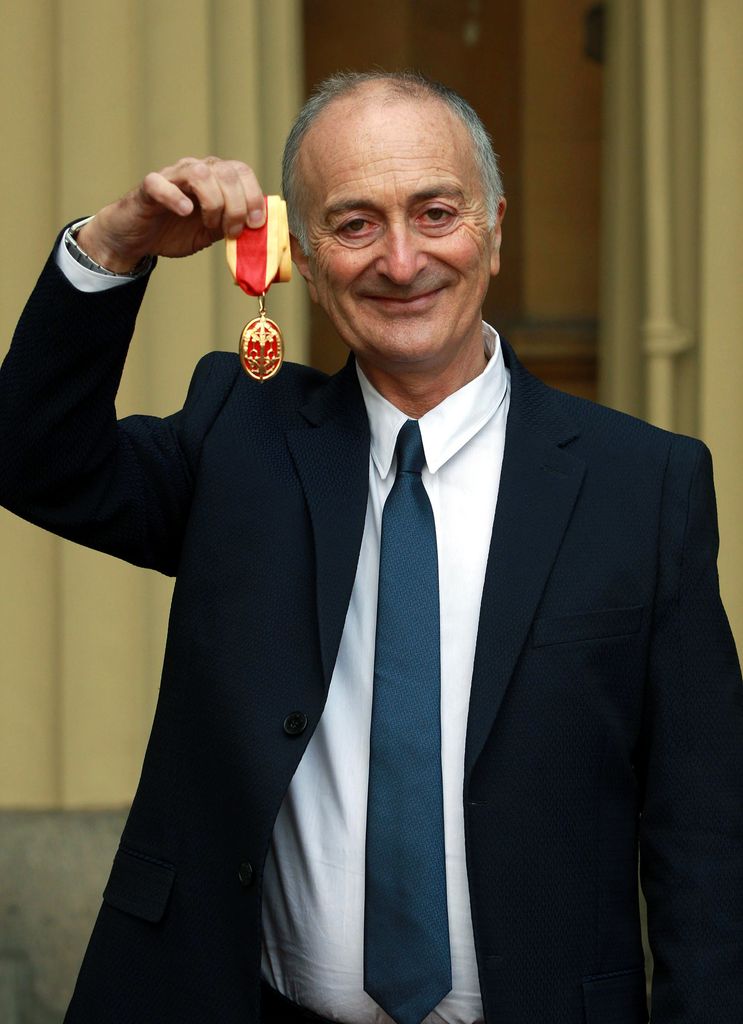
[
  {"xmin": 355, "ymin": 336, "xmax": 454, "ymax": 374},
  {"xmin": 359, "ymin": 314, "xmax": 444, "ymax": 349}
]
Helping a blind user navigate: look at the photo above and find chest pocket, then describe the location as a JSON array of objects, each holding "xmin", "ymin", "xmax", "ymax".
[{"xmin": 532, "ymin": 605, "xmax": 644, "ymax": 647}]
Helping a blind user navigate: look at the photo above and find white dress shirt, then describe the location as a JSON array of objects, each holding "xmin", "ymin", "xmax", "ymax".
[
  {"xmin": 262, "ymin": 327, "xmax": 510, "ymax": 1024},
  {"xmin": 54, "ymin": 243, "xmax": 511, "ymax": 1024}
]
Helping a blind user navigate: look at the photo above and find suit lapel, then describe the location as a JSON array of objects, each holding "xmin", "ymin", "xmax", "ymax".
[
  {"xmin": 464, "ymin": 344, "xmax": 586, "ymax": 780},
  {"xmin": 286, "ymin": 358, "xmax": 370, "ymax": 687}
]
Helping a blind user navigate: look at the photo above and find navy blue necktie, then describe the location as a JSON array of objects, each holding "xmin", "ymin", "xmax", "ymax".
[{"xmin": 364, "ymin": 419, "xmax": 452, "ymax": 1024}]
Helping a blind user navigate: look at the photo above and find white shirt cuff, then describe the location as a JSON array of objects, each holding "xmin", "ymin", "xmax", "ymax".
[{"xmin": 55, "ymin": 217, "xmax": 149, "ymax": 293}]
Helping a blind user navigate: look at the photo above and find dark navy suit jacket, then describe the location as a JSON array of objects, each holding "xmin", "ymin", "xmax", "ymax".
[{"xmin": 1, "ymin": 248, "xmax": 742, "ymax": 1024}]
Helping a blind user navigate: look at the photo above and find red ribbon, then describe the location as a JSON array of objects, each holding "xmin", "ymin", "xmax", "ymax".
[{"xmin": 235, "ymin": 198, "xmax": 269, "ymax": 297}]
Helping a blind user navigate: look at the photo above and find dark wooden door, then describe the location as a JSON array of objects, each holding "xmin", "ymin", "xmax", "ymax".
[{"xmin": 302, "ymin": 0, "xmax": 602, "ymax": 399}]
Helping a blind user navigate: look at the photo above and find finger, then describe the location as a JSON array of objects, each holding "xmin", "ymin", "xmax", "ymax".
[
  {"xmin": 234, "ymin": 163, "xmax": 266, "ymax": 228},
  {"xmin": 213, "ymin": 161, "xmax": 249, "ymax": 239},
  {"xmin": 180, "ymin": 159, "xmax": 230, "ymax": 234},
  {"xmin": 190, "ymin": 160, "xmax": 266, "ymax": 237},
  {"xmin": 140, "ymin": 171, "xmax": 194, "ymax": 216}
]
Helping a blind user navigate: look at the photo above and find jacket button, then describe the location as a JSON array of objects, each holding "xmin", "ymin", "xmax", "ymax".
[
  {"xmin": 283, "ymin": 711, "xmax": 308, "ymax": 736},
  {"xmin": 238, "ymin": 862, "xmax": 254, "ymax": 887}
]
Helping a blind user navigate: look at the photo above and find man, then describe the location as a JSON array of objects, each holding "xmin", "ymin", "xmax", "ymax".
[{"xmin": 1, "ymin": 71, "xmax": 741, "ymax": 1024}]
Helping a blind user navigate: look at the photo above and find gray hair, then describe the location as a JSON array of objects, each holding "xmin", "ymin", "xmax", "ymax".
[{"xmin": 282, "ymin": 70, "xmax": 504, "ymax": 252}]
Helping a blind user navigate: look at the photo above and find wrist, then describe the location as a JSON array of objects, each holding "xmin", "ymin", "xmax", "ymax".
[{"xmin": 73, "ymin": 218, "xmax": 150, "ymax": 276}]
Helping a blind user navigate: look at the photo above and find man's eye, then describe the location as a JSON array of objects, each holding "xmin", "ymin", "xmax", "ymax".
[
  {"xmin": 420, "ymin": 207, "xmax": 456, "ymax": 229},
  {"xmin": 341, "ymin": 218, "xmax": 368, "ymax": 233}
]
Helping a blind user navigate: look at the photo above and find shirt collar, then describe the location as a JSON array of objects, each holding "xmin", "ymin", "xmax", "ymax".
[{"xmin": 356, "ymin": 322, "xmax": 508, "ymax": 479}]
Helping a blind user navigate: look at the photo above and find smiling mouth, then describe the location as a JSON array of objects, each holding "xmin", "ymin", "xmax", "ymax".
[{"xmin": 363, "ymin": 287, "xmax": 443, "ymax": 310}]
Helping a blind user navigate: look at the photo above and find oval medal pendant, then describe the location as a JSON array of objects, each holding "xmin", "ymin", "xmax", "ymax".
[{"xmin": 239, "ymin": 309, "xmax": 284, "ymax": 382}]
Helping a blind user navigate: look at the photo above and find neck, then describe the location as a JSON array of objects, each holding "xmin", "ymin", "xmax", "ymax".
[{"xmin": 357, "ymin": 346, "xmax": 488, "ymax": 418}]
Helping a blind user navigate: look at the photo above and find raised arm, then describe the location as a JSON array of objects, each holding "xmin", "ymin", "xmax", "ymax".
[{"xmin": 0, "ymin": 157, "xmax": 261, "ymax": 573}]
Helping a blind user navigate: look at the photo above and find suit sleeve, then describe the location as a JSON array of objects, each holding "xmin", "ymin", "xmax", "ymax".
[
  {"xmin": 0, "ymin": 241, "xmax": 239, "ymax": 576},
  {"xmin": 639, "ymin": 436, "xmax": 743, "ymax": 1022}
]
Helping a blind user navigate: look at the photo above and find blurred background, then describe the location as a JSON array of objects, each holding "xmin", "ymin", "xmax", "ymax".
[{"xmin": 0, "ymin": 1, "xmax": 741, "ymax": 1019}]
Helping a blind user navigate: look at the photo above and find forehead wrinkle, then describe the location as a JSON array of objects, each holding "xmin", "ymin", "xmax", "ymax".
[
  {"xmin": 324, "ymin": 186, "xmax": 467, "ymax": 222},
  {"xmin": 321, "ymin": 150, "xmax": 475, "ymax": 205},
  {"xmin": 326, "ymin": 138, "xmax": 481, "ymax": 204}
]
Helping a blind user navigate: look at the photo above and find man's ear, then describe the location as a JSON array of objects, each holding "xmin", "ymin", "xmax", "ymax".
[
  {"xmin": 290, "ymin": 235, "xmax": 319, "ymax": 303},
  {"xmin": 489, "ymin": 197, "xmax": 507, "ymax": 278}
]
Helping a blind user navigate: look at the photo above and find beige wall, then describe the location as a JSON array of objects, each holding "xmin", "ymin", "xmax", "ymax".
[
  {"xmin": 600, "ymin": 0, "xmax": 743, "ymax": 645},
  {"xmin": 699, "ymin": 0, "xmax": 743, "ymax": 647},
  {"xmin": 0, "ymin": 0, "xmax": 306, "ymax": 808}
]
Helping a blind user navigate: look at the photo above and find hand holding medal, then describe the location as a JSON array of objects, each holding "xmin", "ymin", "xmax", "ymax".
[{"xmin": 225, "ymin": 196, "xmax": 292, "ymax": 381}]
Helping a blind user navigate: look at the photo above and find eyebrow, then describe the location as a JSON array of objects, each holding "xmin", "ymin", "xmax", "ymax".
[{"xmin": 324, "ymin": 186, "xmax": 466, "ymax": 220}]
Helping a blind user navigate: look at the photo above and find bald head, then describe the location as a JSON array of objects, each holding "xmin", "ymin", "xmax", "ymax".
[{"xmin": 282, "ymin": 71, "xmax": 504, "ymax": 252}]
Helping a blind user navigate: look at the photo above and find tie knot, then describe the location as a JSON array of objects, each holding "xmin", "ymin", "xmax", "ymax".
[{"xmin": 395, "ymin": 419, "xmax": 426, "ymax": 475}]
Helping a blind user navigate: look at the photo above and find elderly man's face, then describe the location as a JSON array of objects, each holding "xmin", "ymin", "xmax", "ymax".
[{"xmin": 292, "ymin": 85, "xmax": 505, "ymax": 398}]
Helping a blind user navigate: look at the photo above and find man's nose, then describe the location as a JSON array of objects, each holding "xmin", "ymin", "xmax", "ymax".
[{"xmin": 375, "ymin": 224, "xmax": 425, "ymax": 285}]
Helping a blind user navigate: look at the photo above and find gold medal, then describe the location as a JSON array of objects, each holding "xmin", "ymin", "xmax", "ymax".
[
  {"xmin": 239, "ymin": 294, "xmax": 283, "ymax": 382},
  {"xmin": 226, "ymin": 196, "xmax": 291, "ymax": 382}
]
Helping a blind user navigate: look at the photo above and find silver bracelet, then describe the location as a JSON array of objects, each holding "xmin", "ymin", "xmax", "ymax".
[{"xmin": 64, "ymin": 218, "xmax": 152, "ymax": 278}]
